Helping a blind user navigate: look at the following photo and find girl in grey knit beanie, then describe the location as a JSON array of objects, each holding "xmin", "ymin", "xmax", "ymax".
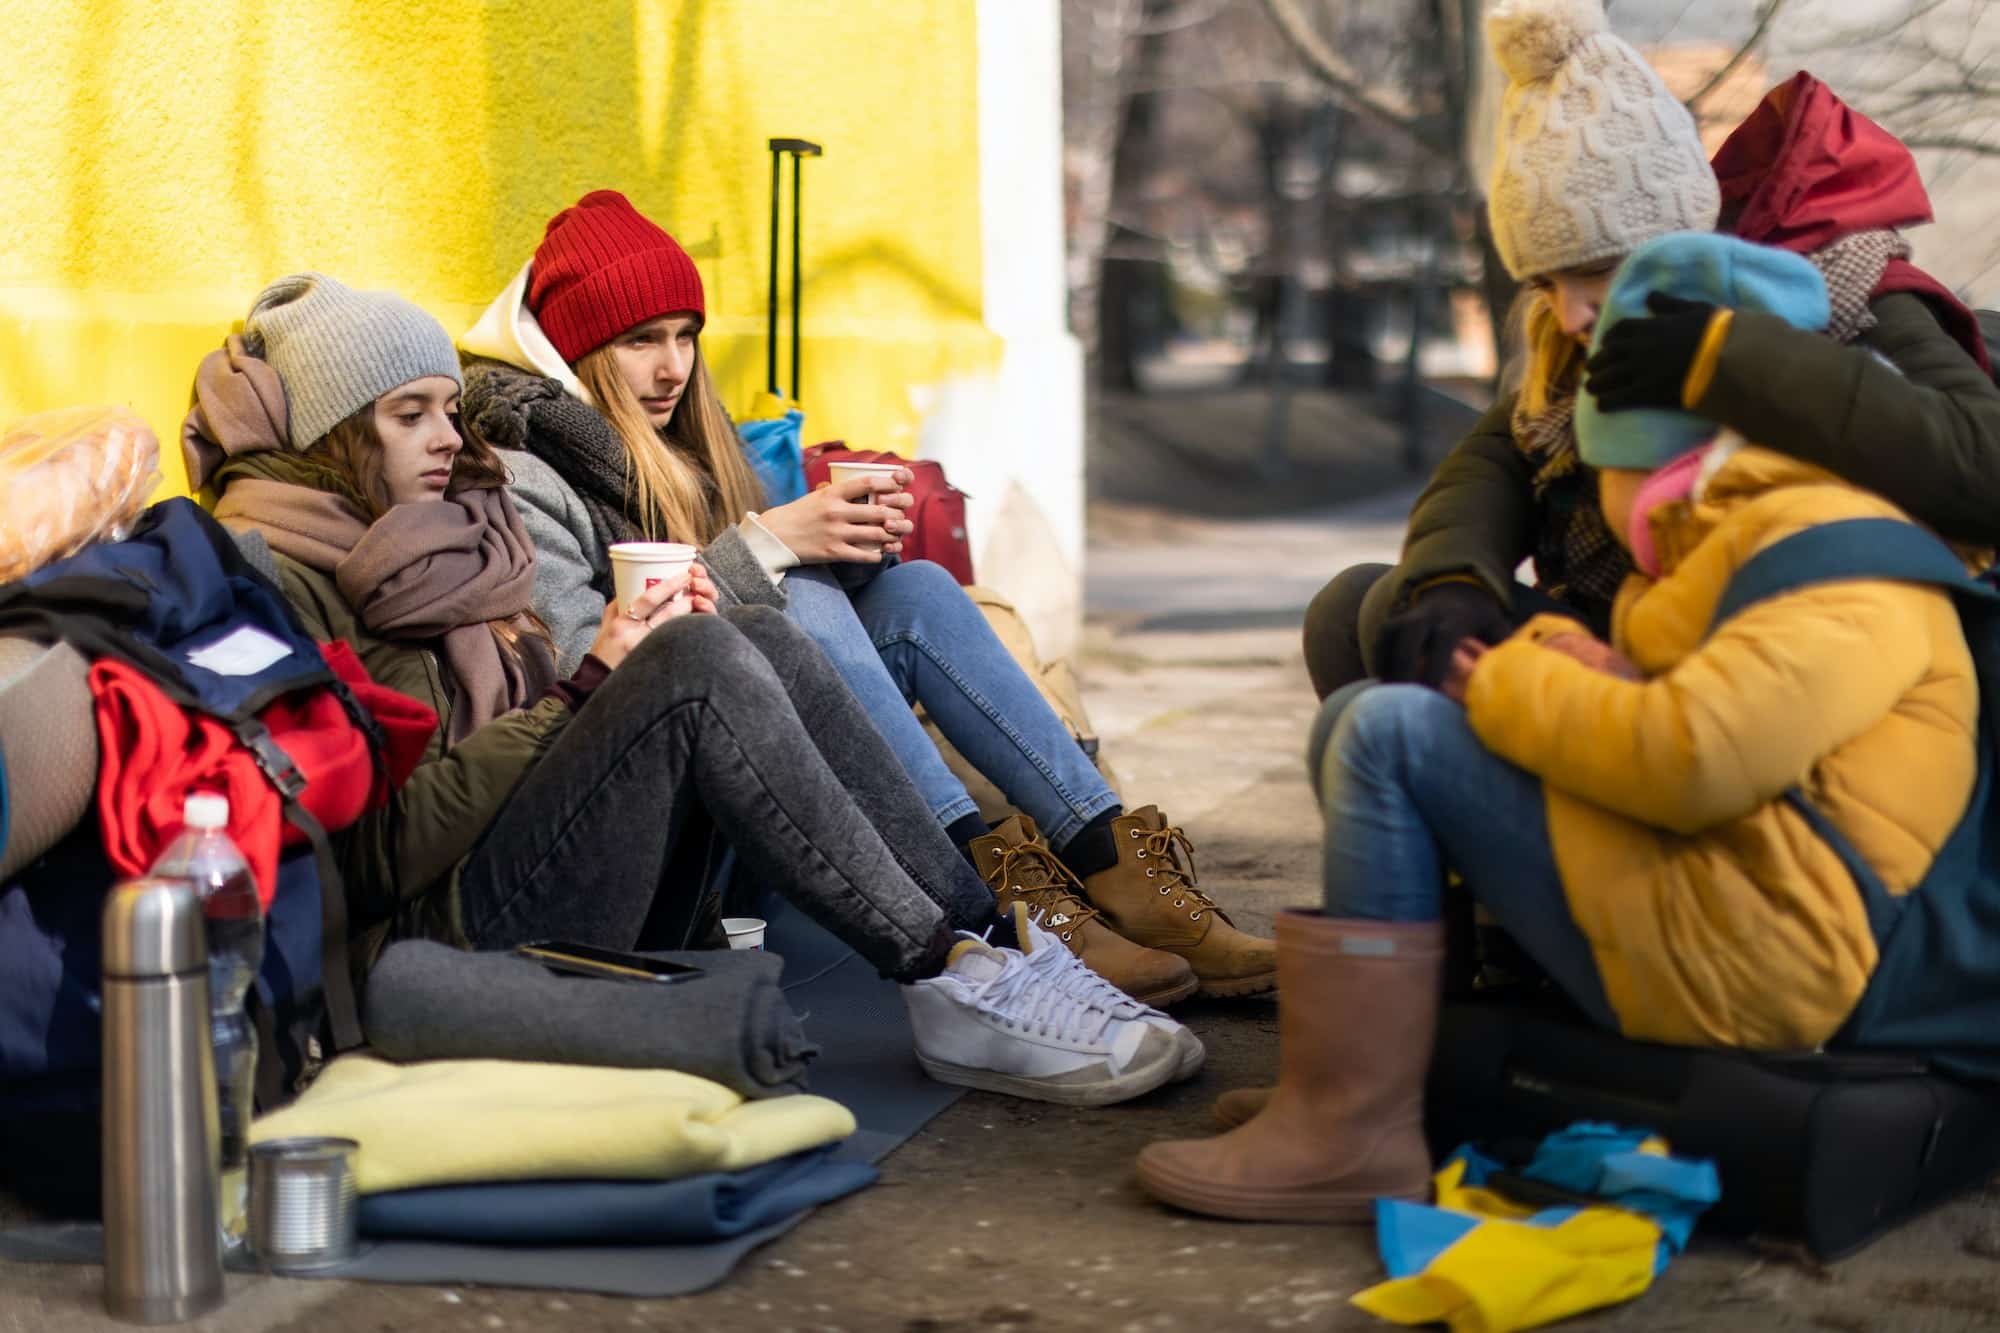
[{"xmin": 244, "ymin": 273, "xmax": 463, "ymax": 451}]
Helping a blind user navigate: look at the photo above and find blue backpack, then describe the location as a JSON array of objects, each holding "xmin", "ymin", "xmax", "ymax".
[
  {"xmin": 0, "ymin": 499, "xmax": 378, "ymax": 1116},
  {"xmin": 1713, "ymin": 517, "xmax": 2000, "ymax": 1078}
]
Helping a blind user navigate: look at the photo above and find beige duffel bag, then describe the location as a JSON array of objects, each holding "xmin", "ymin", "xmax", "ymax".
[{"xmin": 0, "ymin": 636, "xmax": 98, "ymax": 882}]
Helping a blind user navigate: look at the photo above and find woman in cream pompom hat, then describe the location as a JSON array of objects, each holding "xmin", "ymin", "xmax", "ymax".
[
  {"xmin": 1143, "ymin": 0, "xmax": 2000, "ymax": 1225},
  {"xmin": 1300, "ymin": 0, "xmax": 2000, "ymax": 708}
]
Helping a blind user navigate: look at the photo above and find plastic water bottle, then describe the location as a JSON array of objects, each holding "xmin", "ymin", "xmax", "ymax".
[{"xmin": 151, "ymin": 792, "xmax": 264, "ymax": 1251}]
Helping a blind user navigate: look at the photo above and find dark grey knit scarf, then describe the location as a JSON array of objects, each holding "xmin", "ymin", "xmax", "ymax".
[{"xmin": 462, "ymin": 361, "xmax": 640, "ymax": 598}]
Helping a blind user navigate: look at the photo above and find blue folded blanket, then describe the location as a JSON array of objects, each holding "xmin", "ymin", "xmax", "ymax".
[{"xmin": 356, "ymin": 1147, "xmax": 876, "ymax": 1244}]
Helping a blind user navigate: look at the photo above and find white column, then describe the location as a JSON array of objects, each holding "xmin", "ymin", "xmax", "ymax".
[{"xmin": 921, "ymin": 0, "xmax": 1087, "ymax": 660}]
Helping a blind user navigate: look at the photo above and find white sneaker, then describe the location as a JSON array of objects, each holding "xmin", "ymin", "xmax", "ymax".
[
  {"xmin": 905, "ymin": 905, "xmax": 1183, "ymax": 1106},
  {"xmin": 1015, "ymin": 906, "xmax": 1206, "ymax": 1083}
]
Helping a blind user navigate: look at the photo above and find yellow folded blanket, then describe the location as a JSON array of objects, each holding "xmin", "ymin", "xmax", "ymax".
[{"xmin": 250, "ymin": 1055, "xmax": 856, "ymax": 1193}]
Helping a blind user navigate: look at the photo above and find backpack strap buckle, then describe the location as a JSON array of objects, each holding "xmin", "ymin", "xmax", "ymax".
[{"xmin": 239, "ymin": 722, "xmax": 308, "ymax": 800}]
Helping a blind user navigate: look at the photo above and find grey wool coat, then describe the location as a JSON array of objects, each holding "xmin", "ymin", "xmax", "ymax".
[
  {"xmin": 502, "ymin": 452, "xmax": 785, "ymax": 672},
  {"xmin": 462, "ymin": 357, "xmax": 789, "ymax": 674}
]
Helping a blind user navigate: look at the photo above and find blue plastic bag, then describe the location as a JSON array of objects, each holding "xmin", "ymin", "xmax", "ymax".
[{"xmin": 739, "ymin": 407, "xmax": 807, "ymax": 508}]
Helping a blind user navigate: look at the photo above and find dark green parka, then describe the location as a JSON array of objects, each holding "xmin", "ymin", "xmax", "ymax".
[
  {"xmin": 268, "ymin": 552, "xmax": 574, "ymax": 967},
  {"xmin": 1386, "ymin": 291, "xmax": 2000, "ymax": 623}
]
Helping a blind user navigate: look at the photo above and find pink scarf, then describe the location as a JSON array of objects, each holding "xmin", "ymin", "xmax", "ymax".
[{"xmin": 1624, "ymin": 446, "xmax": 1713, "ymax": 578}]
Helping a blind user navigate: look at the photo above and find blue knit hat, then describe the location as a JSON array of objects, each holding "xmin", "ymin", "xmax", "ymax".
[{"xmin": 1576, "ymin": 234, "xmax": 1829, "ymax": 470}]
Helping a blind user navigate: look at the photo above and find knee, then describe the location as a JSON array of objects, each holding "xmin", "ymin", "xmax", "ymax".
[
  {"xmin": 1304, "ymin": 563, "xmax": 1390, "ymax": 699},
  {"xmin": 723, "ymin": 602, "xmax": 788, "ymax": 641},
  {"xmin": 725, "ymin": 602, "xmax": 819, "ymax": 668},
  {"xmin": 1319, "ymin": 684, "xmax": 1456, "ymax": 798},
  {"xmin": 1305, "ymin": 680, "xmax": 1374, "ymax": 799},
  {"xmin": 876, "ymin": 558, "xmax": 964, "ymax": 612},
  {"xmin": 625, "ymin": 611, "xmax": 757, "ymax": 685}
]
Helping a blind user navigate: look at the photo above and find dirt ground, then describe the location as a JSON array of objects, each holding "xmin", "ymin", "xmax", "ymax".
[{"xmin": 7, "ymin": 492, "xmax": 2000, "ymax": 1331}]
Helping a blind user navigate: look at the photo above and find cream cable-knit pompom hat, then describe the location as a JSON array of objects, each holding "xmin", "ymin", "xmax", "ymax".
[{"xmin": 1485, "ymin": 0, "xmax": 1719, "ymax": 279}]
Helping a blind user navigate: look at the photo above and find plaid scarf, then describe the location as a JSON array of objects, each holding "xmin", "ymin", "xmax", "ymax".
[
  {"xmin": 1512, "ymin": 392, "xmax": 1631, "ymax": 619},
  {"xmin": 1508, "ymin": 228, "xmax": 1908, "ymax": 619},
  {"xmin": 1803, "ymin": 229, "xmax": 1910, "ymax": 344}
]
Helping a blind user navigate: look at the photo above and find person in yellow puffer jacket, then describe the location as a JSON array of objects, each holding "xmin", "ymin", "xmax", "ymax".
[{"xmin": 1134, "ymin": 232, "xmax": 1984, "ymax": 1226}]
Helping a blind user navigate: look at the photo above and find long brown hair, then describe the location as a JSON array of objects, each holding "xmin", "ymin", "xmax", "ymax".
[
  {"xmin": 1501, "ymin": 287, "xmax": 1586, "ymax": 419},
  {"xmin": 307, "ymin": 402, "xmax": 552, "ymax": 656},
  {"xmin": 573, "ymin": 339, "xmax": 765, "ymax": 545},
  {"xmin": 310, "ymin": 403, "xmax": 513, "ymax": 522}
]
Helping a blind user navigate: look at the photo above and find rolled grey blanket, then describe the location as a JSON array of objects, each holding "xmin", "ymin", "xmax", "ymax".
[{"xmin": 363, "ymin": 941, "xmax": 818, "ymax": 1098}]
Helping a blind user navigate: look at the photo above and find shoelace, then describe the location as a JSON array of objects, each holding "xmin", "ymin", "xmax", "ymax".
[
  {"xmin": 1021, "ymin": 921, "xmax": 1162, "ymax": 1021},
  {"xmin": 987, "ymin": 840, "xmax": 1102, "ymax": 944},
  {"xmin": 1132, "ymin": 822, "xmax": 1220, "ymax": 920},
  {"xmin": 964, "ymin": 945, "xmax": 1119, "ymax": 1046}
]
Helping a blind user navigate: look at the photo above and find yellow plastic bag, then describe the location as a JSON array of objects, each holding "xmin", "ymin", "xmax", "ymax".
[
  {"xmin": 1352, "ymin": 1158, "xmax": 1664, "ymax": 1333},
  {"xmin": 0, "ymin": 405, "xmax": 160, "ymax": 583}
]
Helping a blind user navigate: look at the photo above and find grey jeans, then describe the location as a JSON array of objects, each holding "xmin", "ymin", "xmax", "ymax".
[{"xmin": 457, "ymin": 606, "xmax": 996, "ymax": 980}]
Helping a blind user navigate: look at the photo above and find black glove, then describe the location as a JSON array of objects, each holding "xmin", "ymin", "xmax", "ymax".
[
  {"xmin": 1373, "ymin": 582, "xmax": 1514, "ymax": 688},
  {"xmin": 1583, "ymin": 293, "xmax": 1718, "ymax": 412}
]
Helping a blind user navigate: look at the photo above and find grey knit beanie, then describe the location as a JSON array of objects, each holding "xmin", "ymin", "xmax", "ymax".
[
  {"xmin": 243, "ymin": 273, "xmax": 463, "ymax": 450},
  {"xmin": 1485, "ymin": 0, "xmax": 1719, "ymax": 280}
]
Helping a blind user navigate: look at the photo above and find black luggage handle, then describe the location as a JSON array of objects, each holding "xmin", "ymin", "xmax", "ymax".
[{"xmin": 768, "ymin": 137, "xmax": 823, "ymax": 401}]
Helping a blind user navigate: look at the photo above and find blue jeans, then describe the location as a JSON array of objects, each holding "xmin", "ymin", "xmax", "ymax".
[
  {"xmin": 1309, "ymin": 683, "xmax": 1617, "ymax": 1028},
  {"xmin": 784, "ymin": 561, "xmax": 1119, "ymax": 849}
]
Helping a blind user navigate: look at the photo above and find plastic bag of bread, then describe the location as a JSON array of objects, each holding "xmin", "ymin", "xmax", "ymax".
[{"xmin": 0, "ymin": 405, "xmax": 161, "ymax": 585}]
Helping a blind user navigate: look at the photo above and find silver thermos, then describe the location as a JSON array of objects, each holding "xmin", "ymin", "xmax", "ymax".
[{"xmin": 101, "ymin": 876, "xmax": 225, "ymax": 1324}]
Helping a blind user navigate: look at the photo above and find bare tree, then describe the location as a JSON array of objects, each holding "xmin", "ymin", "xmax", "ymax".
[
  {"xmin": 1773, "ymin": 0, "xmax": 2000, "ymax": 296},
  {"xmin": 1063, "ymin": 0, "xmax": 1149, "ymax": 371},
  {"xmin": 1794, "ymin": 0, "xmax": 2000, "ymax": 155}
]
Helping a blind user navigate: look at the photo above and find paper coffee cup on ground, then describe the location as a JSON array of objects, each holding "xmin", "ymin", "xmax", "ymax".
[
  {"xmin": 826, "ymin": 461, "xmax": 902, "ymax": 497},
  {"xmin": 609, "ymin": 541, "xmax": 696, "ymax": 616},
  {"xmin": 722, "ymin": 917, "xmax": 767, "ymax": 951}
]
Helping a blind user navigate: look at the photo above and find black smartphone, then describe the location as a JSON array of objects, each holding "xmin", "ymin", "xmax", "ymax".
[{"xmin": 515, "ymin": 941, "xmax": 705, "ymax": 985}]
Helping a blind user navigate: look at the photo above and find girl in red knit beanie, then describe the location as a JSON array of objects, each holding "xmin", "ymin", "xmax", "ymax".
[{"xmin": 460, "ymin": 189, "xmax": 1278, "ymax": 1008}]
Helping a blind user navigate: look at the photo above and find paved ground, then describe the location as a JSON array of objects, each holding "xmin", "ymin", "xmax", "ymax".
[{"xmin": 8, "ymin": 483, "xmax": 2000, "ymax": 1330}]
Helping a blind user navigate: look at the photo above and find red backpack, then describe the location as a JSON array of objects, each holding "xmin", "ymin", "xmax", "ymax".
[{"xmin": 803, "ymin": 443, "xmax": 975, "ymax": 585}]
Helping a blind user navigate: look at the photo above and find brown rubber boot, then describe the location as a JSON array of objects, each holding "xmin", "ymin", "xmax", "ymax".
[
  {"xmin": 1211, "ymin": 1085, "xmax": 1269, "ymax": 1130},
  {"xmin": 1135, "ymin": 910, "xmax": 1443, "ymax": 1222},
  {"xmin": 970, "ymin": 815, "xmax": 1198, "ymax": 1008},
  {"xmin": 1076, "ymin": 806, "xmax": 1276, "ymax": 997}
]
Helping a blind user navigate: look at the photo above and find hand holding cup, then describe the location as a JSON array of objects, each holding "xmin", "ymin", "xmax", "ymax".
[
  {"xmin": 761, "ymin": 467, "xmax": 914, "ymax": 563},
  {"xmin": 587, "ymin": 572, "xmax": 690, "ymax": 671}
]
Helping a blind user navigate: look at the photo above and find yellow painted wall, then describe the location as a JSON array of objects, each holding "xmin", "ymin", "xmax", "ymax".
[{"xmin": 0, "ymin": 0, "xmax": 1000, "ymax": 497}]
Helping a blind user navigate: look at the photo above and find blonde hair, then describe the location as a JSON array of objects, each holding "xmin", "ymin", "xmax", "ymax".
[
  {"xmin": 1502, "ymin": 287, "xmax": 1586, "ymax": 418},
  {"xmin": 573, "ymin": 343, "xmax": 765, "ymax": 545}
]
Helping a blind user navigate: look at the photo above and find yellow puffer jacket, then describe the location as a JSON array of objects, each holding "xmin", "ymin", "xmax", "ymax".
[{"xmin": 1465, "ymin": 447, "xmax": 1981, "ymax": 1049}]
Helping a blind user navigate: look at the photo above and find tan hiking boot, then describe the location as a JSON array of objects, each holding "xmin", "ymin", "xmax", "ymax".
[
  {"xmin": 1076, "ymin": 806, "xmax": 1276, "ymax": 997},
  {"xmin": 970, "ymin": 815, "xmax": 1198, "ymax": 1009}
]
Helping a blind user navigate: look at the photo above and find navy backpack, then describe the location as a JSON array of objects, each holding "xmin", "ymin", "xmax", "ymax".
[
  {"xmin": 1708, "ymin": 516, "xmax": 2000, "ymax": 1076},
  {"xmin": 0, "ymin": 499, "xmax": 384, "ymax": 1212}
]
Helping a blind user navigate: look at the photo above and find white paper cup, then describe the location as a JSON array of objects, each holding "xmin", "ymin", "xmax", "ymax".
[
  {"xmin": 722, "ymin": 917, "xmax": 767, "ymax": 951},
  {"xmin": 826, "ymin": 461, "xmax": 903, "ymax": 498},
  {"xmin": 608, "ymin": 541, "xmax": 697, "ymax": 616}
]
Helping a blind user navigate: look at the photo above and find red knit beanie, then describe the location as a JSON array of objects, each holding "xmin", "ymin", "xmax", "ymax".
[{"xmin": 528, "ymin": 190, "xmax": 706, "ymax": 364}]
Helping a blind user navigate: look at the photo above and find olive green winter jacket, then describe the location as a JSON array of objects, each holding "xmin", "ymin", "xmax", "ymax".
[{"xmin": 266, "ymin": 552, "xmax": 575, "ymax": 970}]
